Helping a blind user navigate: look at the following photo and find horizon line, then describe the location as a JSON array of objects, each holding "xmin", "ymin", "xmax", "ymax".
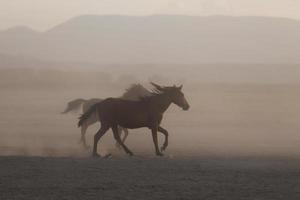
[{"xmin": 1, "ymin": 14, "xmax": 300, "ymax": 32}]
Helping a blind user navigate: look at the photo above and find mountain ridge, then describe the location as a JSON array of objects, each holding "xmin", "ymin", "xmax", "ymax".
[{"xmin": 0, "ymin": 15, "xmax": 300, "ymax": 64}]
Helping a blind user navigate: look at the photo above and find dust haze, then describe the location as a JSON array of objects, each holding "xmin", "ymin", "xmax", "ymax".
[
  {"xmin": 2, "ymin": 13, "xmax": 300, "ymax": 199},
  {"xmin": 0, "ymin": 65, "xmax": 299, "ymax": 158}
]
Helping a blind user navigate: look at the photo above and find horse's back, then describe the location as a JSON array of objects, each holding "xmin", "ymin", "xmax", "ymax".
[
  {"xmin": 98, "ymin": 98, "xmax": 140, "ymax": 111},
  {"xmin": 82, "ymin": 98, "xmax": 103, "ymax": 112},
  {"xmin": 97, "ymin": 98, "xmax": 149, "ymax": 128}
]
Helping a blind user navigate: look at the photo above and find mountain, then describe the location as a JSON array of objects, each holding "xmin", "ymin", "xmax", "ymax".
[
  {"xmin": 0, "ymin": 26, "xmax": 39, "ymax": 36},
  {"xmin": 1, "ymin": 15, "xmax": 300, "ymax": 64}
]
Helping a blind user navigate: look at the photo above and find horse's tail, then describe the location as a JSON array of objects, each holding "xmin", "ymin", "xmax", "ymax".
[
  {"xmin": 61, "ymin": 98, "xmax": 86, "ymax": 114},
  {"xmin": 78, "ymin": 103, "xmax": 98, "ymax": 127}
]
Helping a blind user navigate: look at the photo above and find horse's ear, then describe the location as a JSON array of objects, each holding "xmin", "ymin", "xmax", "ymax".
[
  {"xmin": 150, "ymin": 82, "xmax": 164, "ymax": 91},
  {"xmin": 178, "ymin": 85, "xmax": 183, "ymax": 90}
]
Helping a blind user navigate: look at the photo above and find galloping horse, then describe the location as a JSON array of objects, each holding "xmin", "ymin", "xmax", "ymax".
[
  {"xmin": 78, "ymin": 83, "xmax": 190, "ymax": 157},
  {"xmin": 62, "ymin": 84, "xmax": 151, "ymax": 149}
]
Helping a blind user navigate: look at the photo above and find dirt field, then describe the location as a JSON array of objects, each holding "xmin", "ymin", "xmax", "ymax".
[{"xmin": 1, "ymin": 155, "xmax": 300, "ymax": 200}]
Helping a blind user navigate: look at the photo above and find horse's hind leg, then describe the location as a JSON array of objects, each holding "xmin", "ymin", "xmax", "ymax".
[
  {"xmin": 112, "ymin": 126, "xmax": 133, "ymax": 156},
  {"xmin": 115, "ymin": 127, "xmax": 129, "ymax": 149},
  {"xmin": 92, "ymin": 124, "xmax": 110, "ymax": 157},
  {"xmin": 121, "ymin": 128, "xmax": 129, "ymax": 144},
  {"xmin": 80, "ymin": 123, "xmax": 90, "ymax": 150},
  {"xmin": 158, "ymin": 126, "xmax": 169, "ymax": 152},
  {"xmin": 115, "ymin": 126, "xmax": 123, "ymax": 149}
]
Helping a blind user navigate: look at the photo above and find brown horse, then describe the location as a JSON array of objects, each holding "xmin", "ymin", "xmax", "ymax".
[
  {"xmin": 62, "ymin": 84, "xmax": 151, "ymax": 149},
  {"xmin": 78, "ymin": 82, "xmax": 190, "ymax": 157}
]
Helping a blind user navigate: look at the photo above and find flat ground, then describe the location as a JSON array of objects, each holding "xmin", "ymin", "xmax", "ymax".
[{"xmin": 1, "ymin": 155, "xmax": 300, "ymax": 200}]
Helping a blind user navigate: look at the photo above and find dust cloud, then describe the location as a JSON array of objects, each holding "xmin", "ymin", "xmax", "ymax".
[{"xmin": 0, "ymin": 67, "xmax": 300, "ymax": 158}]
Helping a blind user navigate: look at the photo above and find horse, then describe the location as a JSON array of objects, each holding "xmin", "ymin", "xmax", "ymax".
[
  {"xmin": 62, "ymin": 84, "xmax": 151, "ymax": 149},
  {"xmin": 78, "ymin": 82, "xmax": 190, "ymax": 157}
]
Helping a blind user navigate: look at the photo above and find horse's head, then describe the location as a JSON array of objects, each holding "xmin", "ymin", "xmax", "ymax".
[{"xmin": 151, "ymin": 82, "xmax": 190, "ymax": 110}]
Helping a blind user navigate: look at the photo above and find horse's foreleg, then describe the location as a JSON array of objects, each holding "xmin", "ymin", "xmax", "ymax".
[
  {"xmin": 112, "ymin": 126, "xmax": 133, "ymax": 156},
  {"xmin": 151, "ymin": 128, "xmax": 163, "ymax": 156},
  {"xmin": 158, "ymin": 126, "xmax": 169, "ymax": 152},
  {"xmin": 92, "ymin": 125, "xmax": 109, "ymax": 157}
]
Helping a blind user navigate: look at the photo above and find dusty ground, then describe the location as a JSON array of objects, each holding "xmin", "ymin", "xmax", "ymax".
[
  {"xmin": 1, "ymin": 155, "xmax": 300, "ymax": 200},
  {"xmin": 1, "ymin": 71, "xmax": 300, "ymax": 199}
]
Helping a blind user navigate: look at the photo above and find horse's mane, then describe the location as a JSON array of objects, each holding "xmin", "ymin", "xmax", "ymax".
[
  {"xmin": 138, "ymin": 86, "xmax": 169, "ymax": 102},
  {"xmin": 121, "ymin": 83, "xmax": 176, "ymax": 103},
  {"xmin": 138, "ymin": 82, "xmax": 184, "ymax": 103},
  {"xmin": 121, "ymin": 84, "xmax": 152, "ymax": 101}
]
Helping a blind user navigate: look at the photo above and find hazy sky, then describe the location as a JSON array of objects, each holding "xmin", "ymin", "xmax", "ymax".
[{"xmin": 0, "ymin": 0, "xmax": 299, "ymax": 30}]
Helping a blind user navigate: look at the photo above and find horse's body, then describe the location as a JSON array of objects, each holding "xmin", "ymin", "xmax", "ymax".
[
  {"xmin": 62, "ymin": 84, "xmax": 151, "ymax": 149},
  {"xmin": 78, "ymin": 83, "xmax": 190, "ymax": 157}
]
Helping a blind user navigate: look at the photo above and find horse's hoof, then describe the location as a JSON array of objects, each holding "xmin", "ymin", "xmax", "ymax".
[
  {"xmin": 160, "ymin": 146, "xmax": 167, "ymax": 152},
  {"xmin": 127, "ymin": 151, "xmax": 134, "ymax": 156},
  {"xmin": 156, "ymin": 152, "xmax": 164, "ymax": 156}
]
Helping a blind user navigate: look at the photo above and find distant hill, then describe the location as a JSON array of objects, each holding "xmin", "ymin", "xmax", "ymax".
[{"xmin": 0, "ymin": 15, "xmax": 300, "ymax": 64}]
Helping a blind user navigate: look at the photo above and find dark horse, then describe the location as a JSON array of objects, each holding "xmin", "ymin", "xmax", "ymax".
[
  {"xmin": 62, "ymin": 84, "xmax": 151, "ymax": 149},
  {"xmin": 78, "ymin": 83, "xmax": 190, "ymax": 157}
]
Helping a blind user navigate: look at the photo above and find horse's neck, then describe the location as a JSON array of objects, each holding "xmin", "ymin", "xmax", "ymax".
[{"xmin": 149, "ymin": 93, "xmax": 172, "ymax": 114}]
